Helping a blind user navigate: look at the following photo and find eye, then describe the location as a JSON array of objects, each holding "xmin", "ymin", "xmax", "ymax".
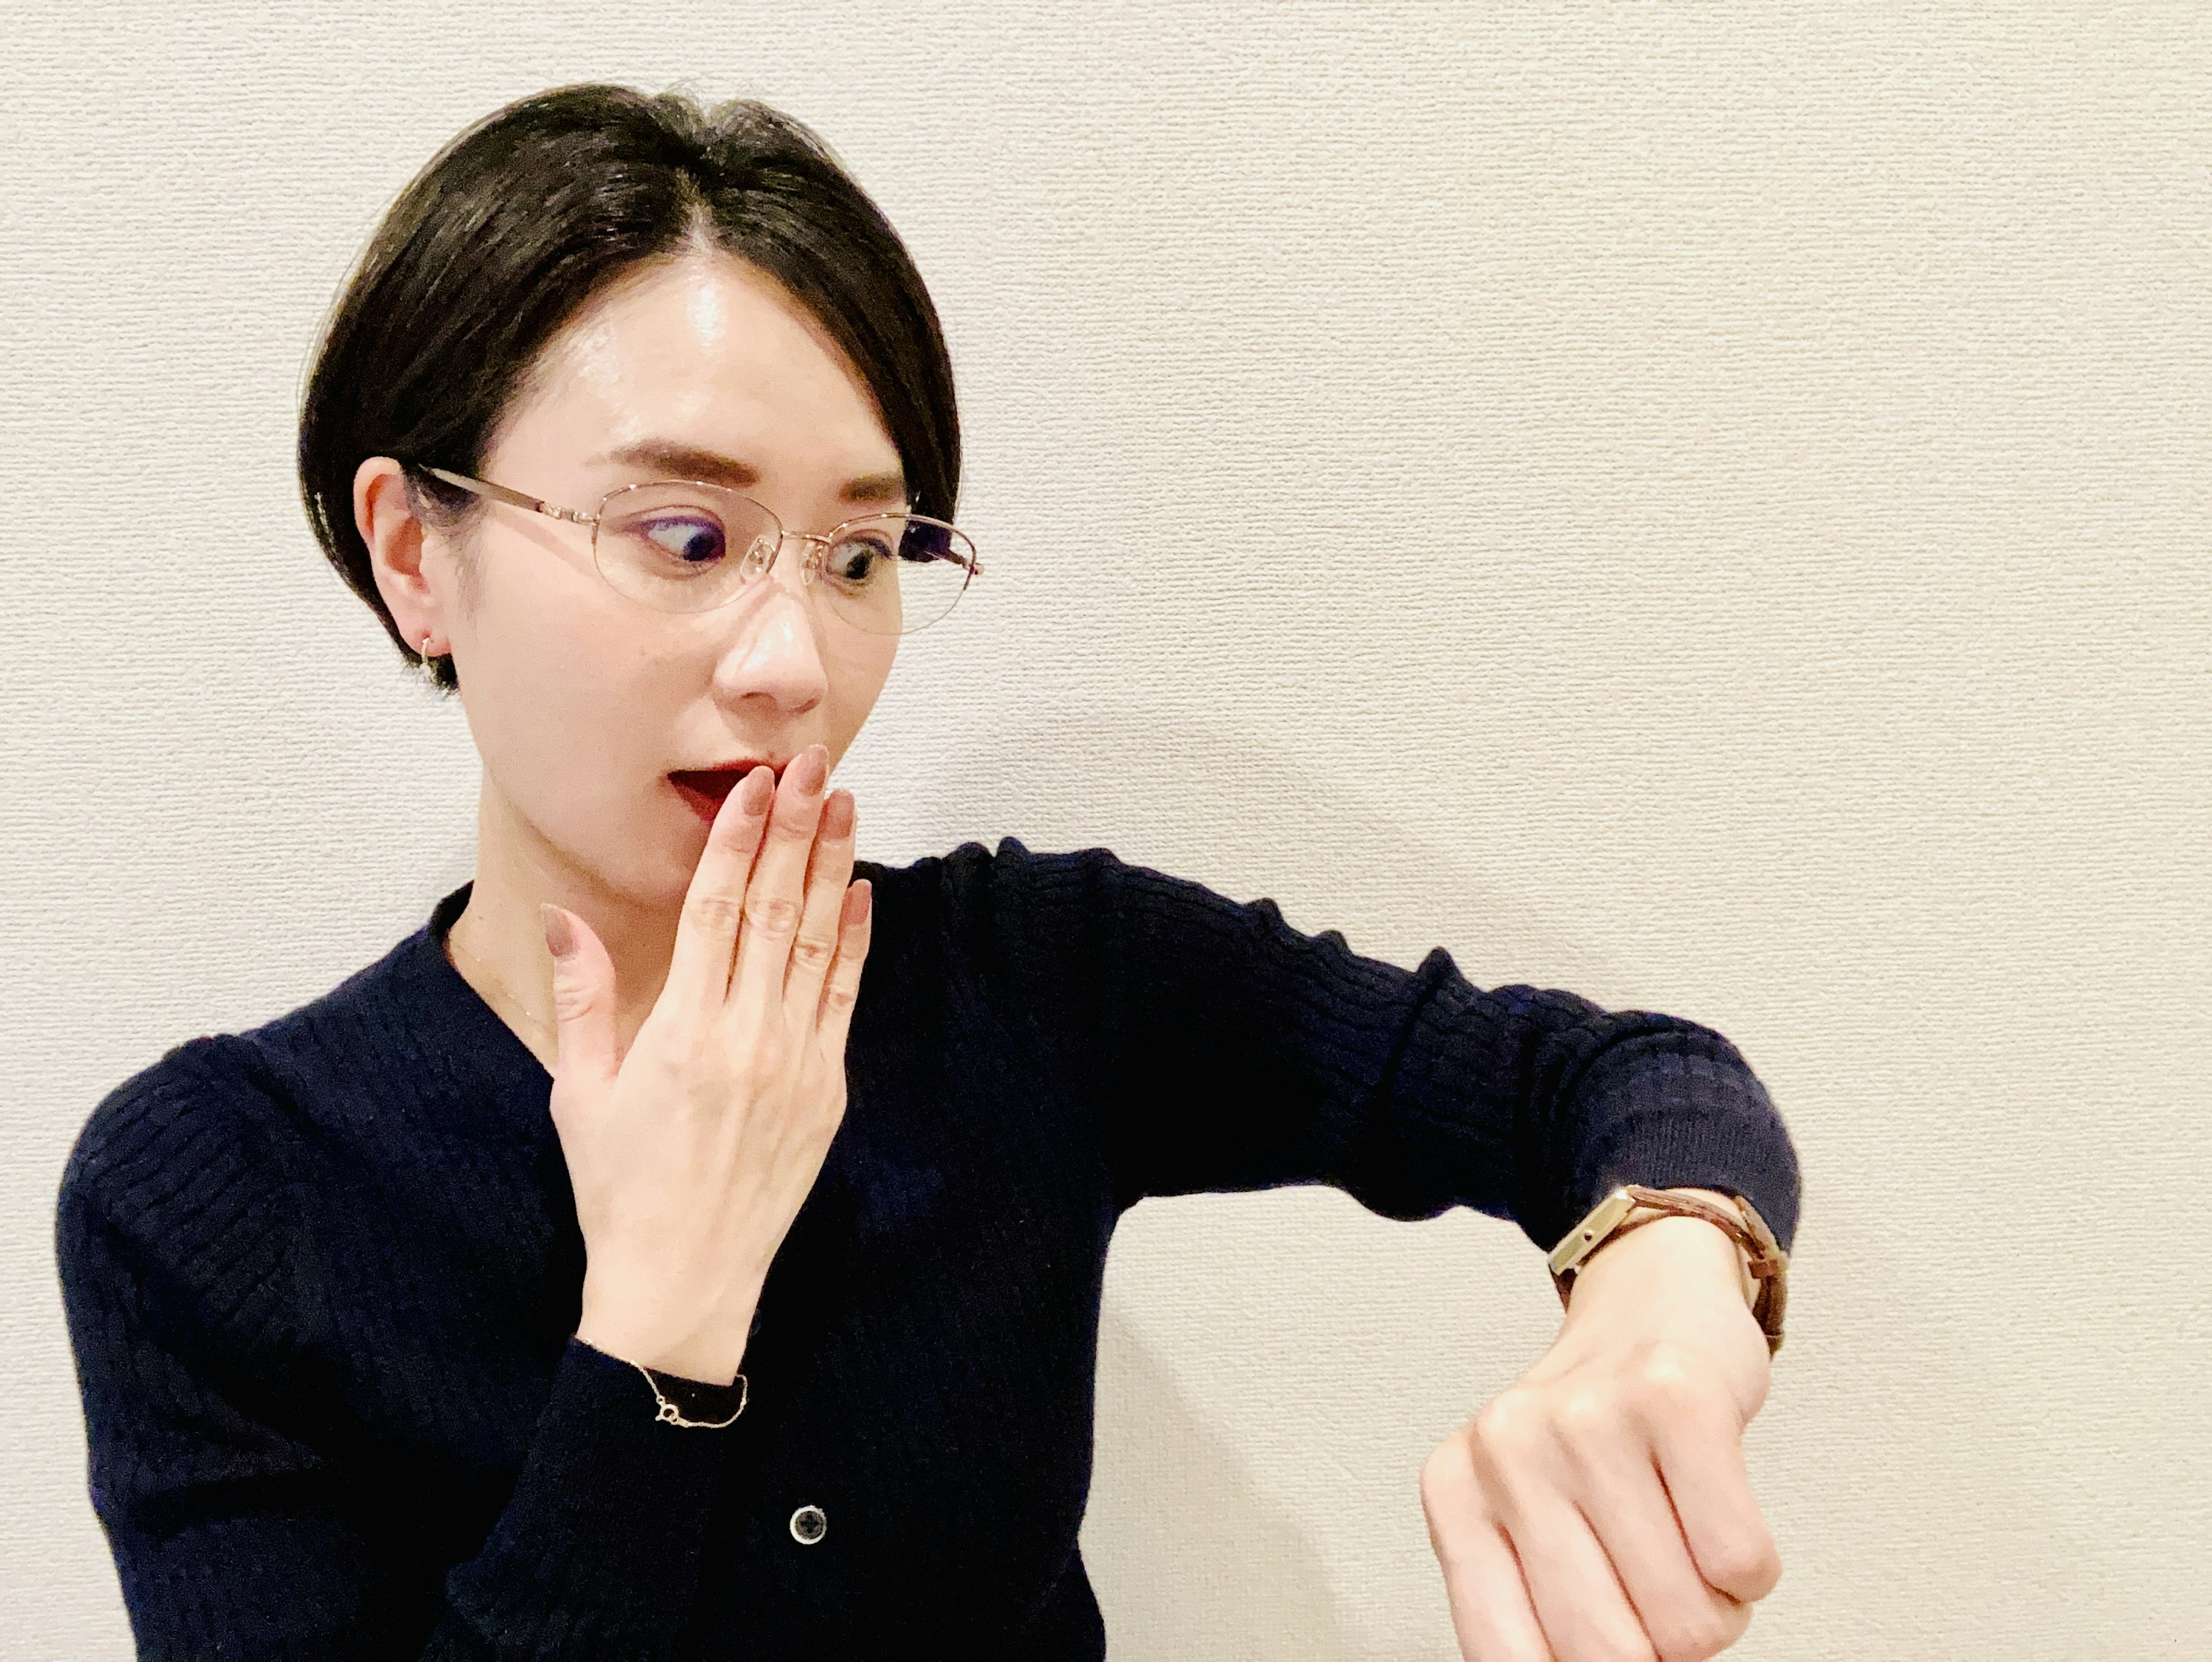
[
  {"xmin": 824, "ymin": 528, "xmax": 896, "ymax": 585},
  {"xmin": 639, "ymin": 513, "xmax": 727, "ymax": 566}
]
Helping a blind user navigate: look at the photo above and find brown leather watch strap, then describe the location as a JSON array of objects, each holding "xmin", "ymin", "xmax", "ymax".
[{"xmin": 1550, "ymin": 1185, "xmax": 1789, "ymax": 1356}]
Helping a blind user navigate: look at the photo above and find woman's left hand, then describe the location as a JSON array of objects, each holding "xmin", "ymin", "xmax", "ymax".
[{"xmin": 1419, "ymin": 1199, "xmax": 1782, "ymax": 1661}]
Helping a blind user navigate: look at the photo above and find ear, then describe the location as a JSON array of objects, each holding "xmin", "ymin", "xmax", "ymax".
[{"xmin": 355, "ymin": 456, "xmax": 449, "ymax": 654}]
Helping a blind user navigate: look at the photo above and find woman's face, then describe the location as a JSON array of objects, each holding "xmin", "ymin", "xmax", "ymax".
[{"xmin": 380, "ymin": 251, "xmax": 903, "ymax": 907}]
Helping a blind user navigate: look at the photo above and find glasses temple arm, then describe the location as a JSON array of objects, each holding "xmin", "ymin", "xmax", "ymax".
[{"xmin": 419, "ymin": 467, "xmax": 594, "ymax": 525}]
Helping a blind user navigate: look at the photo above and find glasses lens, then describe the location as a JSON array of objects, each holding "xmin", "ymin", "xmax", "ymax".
[
  {"xmin": 594, "ymin": 484, "xmax": 779, "ymax": 611},
  {"xmin": 816, "ymin": 515, "xmax": 978, "ymax": 635}
]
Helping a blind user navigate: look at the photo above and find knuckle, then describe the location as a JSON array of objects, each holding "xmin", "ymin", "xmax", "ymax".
[
  {"xmin": 548, "ymin": 974, "xmax": 601, "ymax": 1024},
  {"xmin": 1471, "ymin": 1393, "xmax": 1538, "ymax": 1464},
  {"xmin": 1702, "ymin": 1532, "xmax": 1779, "ymax": 1595},
  {"xmin": 1418, "ymin": 1433, "xmax": 1457, "ymax": 1485},
  {"xmin": 645, "ymin": 1014, "xmax": 695, "ymax": 1065},
  {"xmin": 769, "ymin": 801, "xmax": 819, "ymax": 839},
  {"xmin": 1470, "ymin": 1396, "xmax": 1512, "ymax": 1449},
  {"xmin": 675, "ymin": 1028, "xmax": 726, "ymax": 1081},
  {"xmin": 724, "ymin": 1033, "xmax": 783, "ymax": 1085},
  {"xmin": 1635, "ymin": 1343, "xmax": 1717, "ymax": 1417},
  {"xmin": 1418, "ymin": 1435, "xmax": 1474, "ymax": 1510},
  {"xmin": 745, "ymin": 895, "xmax": 802, "ymax": 937},
  {"xmin": 1585, "ymin": 1626, "xmax": 1660, "ymax": 1662},
  {"xmin": 685, "ymin": 891, "xmax": 747, "ymax": 934},
  {"xmin": 1554, "ymin": 1385, "xmax": 1621, "ymax": 1444},
  {"xmin": 1652, "ymin": 1609, "xmax": 1736, "ymax": 1662},
  {"xmin": 713, "ymin": 804, "xmax": 766, "ymax": 845},
  {"xmin": 787, "ymin": 932, "xmax": 835, "ymax": 972}
]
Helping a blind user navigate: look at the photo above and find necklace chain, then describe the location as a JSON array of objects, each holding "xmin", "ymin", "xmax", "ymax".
[{"xmin": 446, "ymin": 912, "xmax": 556, "ymax": 1062}]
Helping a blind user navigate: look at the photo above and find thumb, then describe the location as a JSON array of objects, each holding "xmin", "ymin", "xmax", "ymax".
[{"xmin": 541, "ymin": 903, "xmax": 620, "ymax": 1095}]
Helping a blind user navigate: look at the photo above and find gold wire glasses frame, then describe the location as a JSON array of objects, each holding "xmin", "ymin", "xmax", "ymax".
[{"xmin": 417, "ymin": 465, "xmax": 983, "ymax": 636}]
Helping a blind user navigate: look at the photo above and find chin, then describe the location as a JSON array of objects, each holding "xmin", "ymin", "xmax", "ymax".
[{"xmin": 560, "ymin": 810, "xmax": 709, "ymax": 913}]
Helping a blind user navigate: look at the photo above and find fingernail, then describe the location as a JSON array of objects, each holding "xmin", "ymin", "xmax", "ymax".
[
  {"xmin": 739, "ymin": 766, "xmax": 774, "ymax": 815},
  {"xmin": 540, "ymin": 903, "xmax": 574, "ymax": 960},
  {"xmin": 793, "ymin": 746, "xmax": 828, "ymax": 794},
  {"xmin": 822, "ymin": 790, "xmax": 854, "ymax": 839}
]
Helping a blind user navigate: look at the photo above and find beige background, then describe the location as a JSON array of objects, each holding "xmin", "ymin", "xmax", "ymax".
[{"xmin": 4, "ymin": 3, "xmax": 2206, "ymax": 1657}]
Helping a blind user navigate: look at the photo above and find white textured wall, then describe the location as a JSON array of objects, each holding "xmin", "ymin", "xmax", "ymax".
[{"xmin": 5, "ymin": 5, "xmax": 2205, "ymax": 1657}]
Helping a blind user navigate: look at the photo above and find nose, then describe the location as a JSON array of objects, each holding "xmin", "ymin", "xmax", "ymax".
[{"xmin": 709, "ymin": 537, "xmax": 831, "ymax": 717}]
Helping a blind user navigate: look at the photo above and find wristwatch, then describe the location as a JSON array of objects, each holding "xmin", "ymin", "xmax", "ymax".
[{"xmin": 1547, "ymin": 1185, "xmax": 1790, "ymax": 1356}]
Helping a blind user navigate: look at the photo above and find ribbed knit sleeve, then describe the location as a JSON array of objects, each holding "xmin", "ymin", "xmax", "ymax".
[
  {"xmin": 55, "ymin": 1038, "xmax": 742, "ymax": 1661},
  {"xmin": 955, "ymin": 838, "xmax": 1800, "ymax": 1255}
]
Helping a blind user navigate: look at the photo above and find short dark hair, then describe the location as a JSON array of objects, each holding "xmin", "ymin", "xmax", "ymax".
[{"xmin": 299, "ymin": 84, "xmax": 961, "ymax": 693}]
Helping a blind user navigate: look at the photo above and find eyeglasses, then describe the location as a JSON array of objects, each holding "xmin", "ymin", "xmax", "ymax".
[{"xmin": 416, "ymin": 466, "xmax": 983, "ymax": 636}]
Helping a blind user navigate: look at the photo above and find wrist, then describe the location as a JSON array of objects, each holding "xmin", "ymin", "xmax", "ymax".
[
  {"xmin": 1637, "ymin": 1188, "xmax": 1759, "ymax": 1306},
  {"xmin": 574, "ymin": 1325, "xmax": 749, "ymax": 1388},
  {"xmin": 576, "ymin": 1279, "xmax": 762, "ymax": 1388},
  {"xmin": 1565, "ymin": 1209, "xmax": 1751, "ymax": 1313},
  {"xmin": 1548, "ymin": 1183, "xmax": 1789, "ymax": 1356}
]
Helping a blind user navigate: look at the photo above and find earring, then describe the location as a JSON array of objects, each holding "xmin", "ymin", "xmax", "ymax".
[{"xmin": 419, "ymin": 636, "xmax": 439, "ymax": 679}]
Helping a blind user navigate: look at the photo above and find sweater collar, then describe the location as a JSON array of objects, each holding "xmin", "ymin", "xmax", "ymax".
[{"xmin": 406, "ymin": 879, "xmax": 554, "ymax": 1117}]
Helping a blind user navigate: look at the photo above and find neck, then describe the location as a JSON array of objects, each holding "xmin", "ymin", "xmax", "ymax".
[{"xmin": 446, "ymin": 779, "xmax": 683, "ymax": 1075}]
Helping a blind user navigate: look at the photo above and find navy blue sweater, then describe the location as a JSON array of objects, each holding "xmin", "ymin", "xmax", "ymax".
[{"xmin": 56, "ymin": 836, "xmax": 1801, "ymax": 1660}]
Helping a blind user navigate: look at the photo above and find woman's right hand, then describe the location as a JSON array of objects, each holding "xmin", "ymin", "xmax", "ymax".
[{"xmin": 537, "ymin": 741, "xmax": 872, "ymax": 1387}]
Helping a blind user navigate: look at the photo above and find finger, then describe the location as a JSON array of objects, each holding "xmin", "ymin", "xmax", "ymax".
[
  {"xmin": 1446, "ymin": 1525, "xmax": 1558, "ymax": 1662},
  {"xmin": 542, "ymin": 905, "xmax": 619, "ymax": 1097},
  {"xmin": 1474, "ymin": 1424, "xmax": 1653, "ymax": 1662},
  {"xmin": 664, "ymin": 764, "xmax": 775, "ymax": 1010},
  {"xmin": 815, "ymin": 879, "xmax": 872, "ymax": 1044},
  {"xmin": 730, "ymin": 743, "xmax": 831, "ymax": 1019},
  {"xmin": 1646, "ymin": 1384, "xmax": 1782, "ymax": 1603},
  {"xmin": 1565, "ymin": 1437, "xmax": 1753, "ymax": 1662},
  {"xmin": 1423, "ymin": 1444, "xmax": 1558, "ymax": 1661},
  {"xmin": 1504, "ymin": 1493, "xmax": 1654, "ymax": 1662},
  {"xmin": 782, "ymin": 788, "xmax": 857, "ymax": 1013}
]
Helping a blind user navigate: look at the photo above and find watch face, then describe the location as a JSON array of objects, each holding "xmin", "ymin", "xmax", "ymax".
[{"xmin": 1547, "ymin": 1186, "xmax": 1639, "ymax": 1278}]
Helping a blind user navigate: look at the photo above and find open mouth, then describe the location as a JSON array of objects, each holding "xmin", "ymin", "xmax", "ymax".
[{"xmin": 668, "ymin": 762, "xmax": 780, "ymax": 824}]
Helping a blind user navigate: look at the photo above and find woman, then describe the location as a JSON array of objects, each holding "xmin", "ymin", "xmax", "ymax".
[{"xmin": 55, "ymin": 85, "xmax": 1800, "ymax": 1662}]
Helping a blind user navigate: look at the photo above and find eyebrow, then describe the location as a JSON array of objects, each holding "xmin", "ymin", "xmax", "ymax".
[{"xmin": 590, "ymin": 441, "xmax": 907, "ymax": 505}]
